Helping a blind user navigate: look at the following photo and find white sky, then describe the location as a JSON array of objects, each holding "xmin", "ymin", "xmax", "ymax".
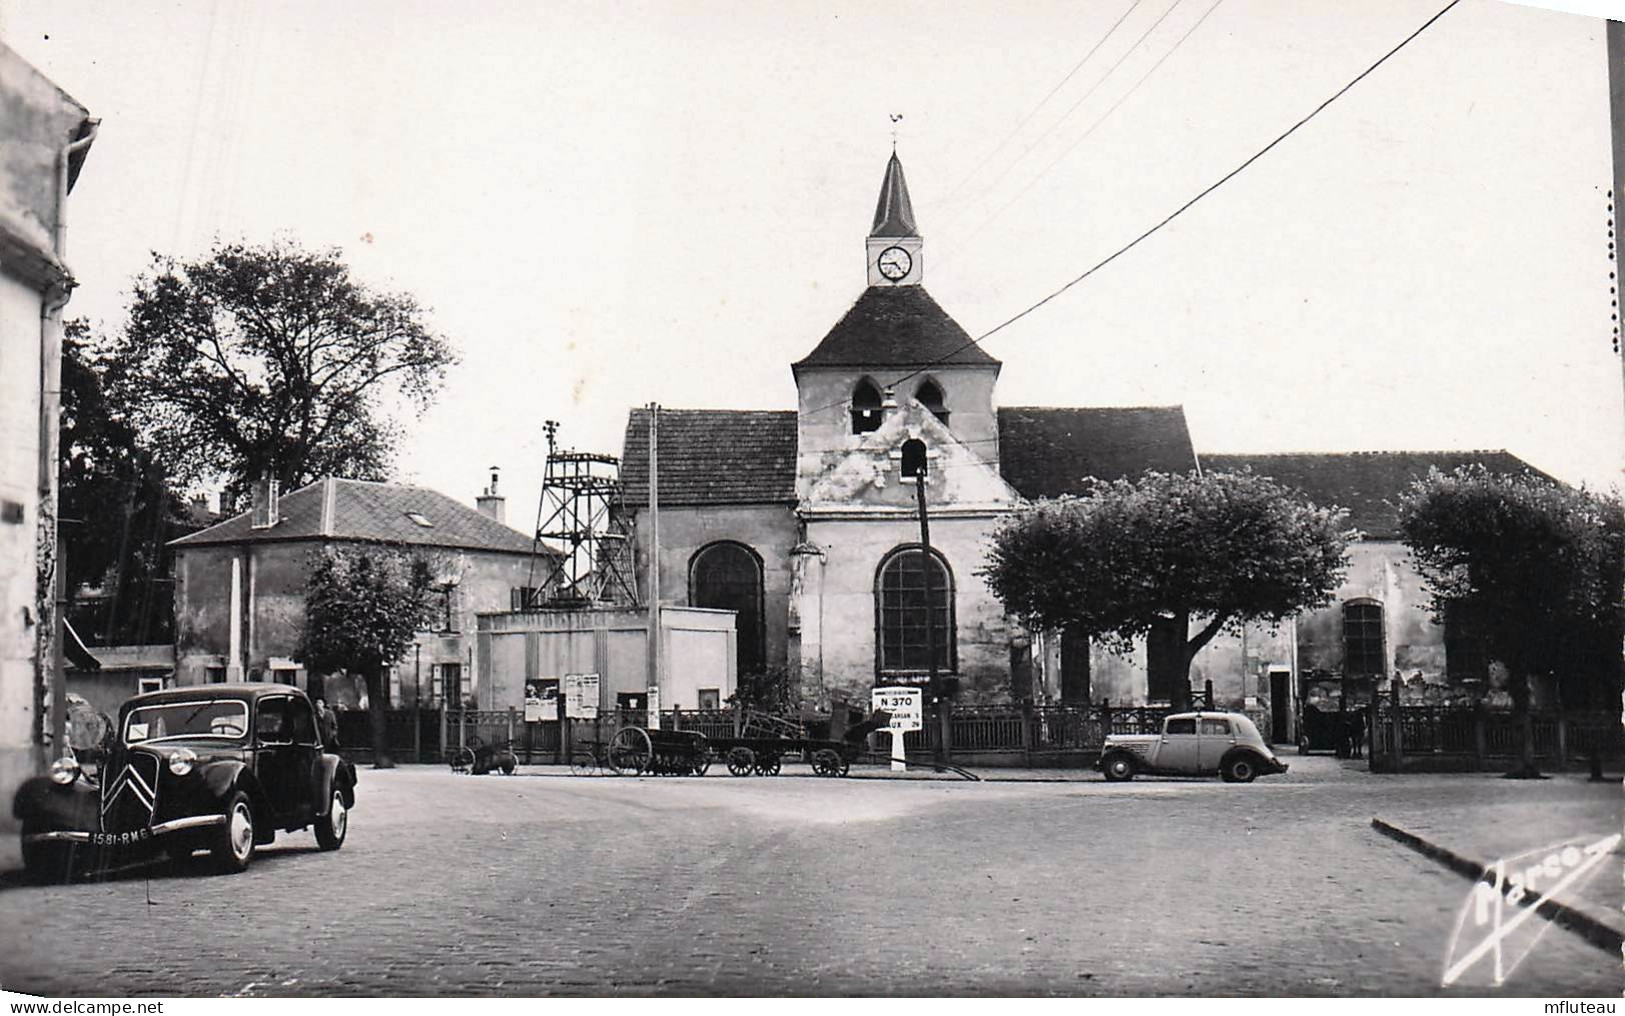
[{"xmin": 4, "ymin": 0, "xmax": 1623, "ymax": 524}]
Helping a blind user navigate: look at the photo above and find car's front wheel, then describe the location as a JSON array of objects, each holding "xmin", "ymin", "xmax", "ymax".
[
  {"xmin": 314, "ymin": 788, "xmax": 348, "ymax": 851},
  {"xmin": 20, "ymin": 824, "xmax": 71, "ymax": 883},
  {"xmin": 1223, "ymin": 754, "xmax": 1259, "ymax": 784},
  {"xmin": 1101, "ymin": 753, "xmax": 1135, "ymax": 782},
  {"xmin": 210, "ymin": 791, "xmax": 256, "ymax": 873}
]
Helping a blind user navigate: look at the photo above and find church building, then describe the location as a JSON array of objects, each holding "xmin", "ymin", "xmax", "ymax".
[{"xmin": 620, "ymin": 154, "xmax": 1198, "ymax": 711}]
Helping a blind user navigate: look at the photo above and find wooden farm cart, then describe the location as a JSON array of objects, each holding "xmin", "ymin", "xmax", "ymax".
[
  {"xmin": 708, "ymin": 708, "xmax": 895, "ymax": 777},
  {"xmin": 599, "ymin": 710, "xmax": 893, "ymax": 778},
  {"xmin": 590, "ymin": 727, "xmax": 713, "ymax": 776}
]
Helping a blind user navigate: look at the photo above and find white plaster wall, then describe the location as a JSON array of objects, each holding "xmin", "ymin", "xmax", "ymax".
[{"xmin": 0, "ymin": 270, "xmax": 43, "ymax": 867}]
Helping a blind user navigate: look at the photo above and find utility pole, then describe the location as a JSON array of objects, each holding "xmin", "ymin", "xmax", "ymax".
[
  {"xmin": 1608, "ymin": 22, "xmax": 1625, "ymax": 673},
  {"xmin": 914, "ymin": 462, "xmax": 947, "ymax": 765},
  {"xmin": 1609, "ymin": 21, "xmax": 1625, "ymax": 464},
  {"xmin": 645, "ymin": 403, "xmax": 662, "ymax": 730}
]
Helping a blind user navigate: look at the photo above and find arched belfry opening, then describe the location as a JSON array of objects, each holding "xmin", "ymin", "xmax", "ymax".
[
  {"xmin": 851, "ymin": 378, "xmax": 883, "ymax": 434},
  {"xmin": 915, "ymin": 379, "xmax": 948, "ymax": 426},
  {"xmin": 900, "ymin": 438, "xmax": 927, "ymax": 479}
]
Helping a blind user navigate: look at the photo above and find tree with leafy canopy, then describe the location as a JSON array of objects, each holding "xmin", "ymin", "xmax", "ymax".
[
  {"xmin": 58, "ymin": 323, "xmax": 199, "ymax": 645},
  {"xmin": 302, "ymin": 546, "xmax": 437, "ymax": 768},
  {"xmin": 1397, "ymin": 466, "xmax": 1624, "ymax": 778},
  {"xmin": 983, "ymin": 470, "xmax": 1353, "ymax": 708},
  {"xmin": 101, "ymin": 240, "xmax": 457, "ymax": 505}
]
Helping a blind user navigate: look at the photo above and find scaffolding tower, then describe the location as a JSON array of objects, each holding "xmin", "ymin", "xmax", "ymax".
[{"xmin": 525, "ymin": 421, "xmax": 639, "ymax": 609}]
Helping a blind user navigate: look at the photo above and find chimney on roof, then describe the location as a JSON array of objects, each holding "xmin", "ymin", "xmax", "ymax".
[
  {"xmin": 250, "ymin": 475, "xmax": 279, "ymax": 529},
  {"xmin": 190, "ymin": 493, "xmax": 210, "ymax": 517},
  {"xmin": 476, "ymin": 466, "xmax": 505, "ymax": 525}
]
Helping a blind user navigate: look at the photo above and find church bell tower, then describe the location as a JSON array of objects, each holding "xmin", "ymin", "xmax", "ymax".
[{"xmin": 866, "ymin": 153, "xmax": 924, "ymax": 287}]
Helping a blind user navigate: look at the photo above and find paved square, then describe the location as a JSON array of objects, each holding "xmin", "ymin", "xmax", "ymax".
[{"xmin": 2, "ymin": 763, "xmax": 1617, "ymax": 996}]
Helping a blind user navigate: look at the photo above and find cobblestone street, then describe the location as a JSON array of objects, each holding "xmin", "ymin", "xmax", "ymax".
[{"xmin": 2, "ymin": 762, "xmax": 1618, "ymax": 997}]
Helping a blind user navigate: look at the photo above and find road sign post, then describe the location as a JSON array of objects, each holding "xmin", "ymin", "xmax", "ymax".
[{"xmin": 872, "ymin": 686, "xmax": 923, "ymax": 772}]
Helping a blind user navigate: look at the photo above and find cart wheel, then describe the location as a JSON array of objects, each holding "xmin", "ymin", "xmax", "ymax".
[
  {"xmin": 812, "ymin": 748, "xmax": 841, "ymax": 777},
  {"xmin": 755, "ymin": 754, "xmax": 781, "ymax": 777},
  {"xmin": 607, "ymin": 727, "xmax": 653, "ymax": 776},
  {"xmin": 1296, "ymin": 735, "xmax": 1309, "ymax": 756},
  {"xmin": 691, "ymin": 749, "xmax": 713, "ymax": 776},
  {"xmin": 726, "ymin": 747, "xmax": 755, "ymax": 776},
  {"xmin": 449, "ymin": 746, "xmax": 475, "ymax": 773},
  {"xmin": 569, "ymin": 750, "xmax": 598, "ymax": 777}
]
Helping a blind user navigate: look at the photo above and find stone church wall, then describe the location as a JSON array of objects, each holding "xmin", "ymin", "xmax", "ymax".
[
  {"xmin": 630, "ymin": 502, "xmax": 799, "ymax": 675},
  {"xmin": 800, "ymin": 513, "xmax": 1019, "ymax": 706}
]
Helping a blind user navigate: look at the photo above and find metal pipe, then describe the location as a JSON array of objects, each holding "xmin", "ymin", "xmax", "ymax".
[{"xmin": 41, "ymin": 120, "xmax": 99, "ymax": 761}]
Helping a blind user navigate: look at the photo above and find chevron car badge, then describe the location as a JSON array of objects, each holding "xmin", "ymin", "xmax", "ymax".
[{"xmin": 101, "ymin": 752, "xmax": 159, "ymax": 824}]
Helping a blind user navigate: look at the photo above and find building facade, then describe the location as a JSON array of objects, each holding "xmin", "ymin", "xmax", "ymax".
[
  {"xmin": 169, "ymin": 476, "xmax": 559, "ymax": 710},
  {"xmin": 0, "ymin": 43, "xmax": 96, "ymax": 869},
  {"xmin": 619, "ymin": 155, "xmax": 1576, "ymax": 731},
  {"xmin": 620, "ymin": 155, "xmax": 1199, "ymax": 712}
]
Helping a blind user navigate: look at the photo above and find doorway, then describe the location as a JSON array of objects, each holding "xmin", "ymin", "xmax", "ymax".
[{"xmin": 1269, "ymin": 669, "xmax": 1291, "ymax": 744}]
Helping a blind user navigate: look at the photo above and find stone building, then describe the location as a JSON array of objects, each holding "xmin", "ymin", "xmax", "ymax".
[
  {"xmin": 169, "ymin": 475, "xmax": 559, "ymax": 709},
  {"xmin": 620, "ymin": 154, "xmax": 1198, "ymax": 711},
  {"xmin": 0, "ymin": 43, "xmax": 96, "ymax": 869},
  {"xmin": 1179, "ymin": 451, "xmax": 1605, "ymax": 744},
  {"xmin": 618, "ymin": 154, "xmax": 1590, "ymax": 731}
]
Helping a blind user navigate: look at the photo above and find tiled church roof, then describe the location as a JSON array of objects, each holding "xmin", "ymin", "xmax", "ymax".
[
  {"xmin": 997, "ymin": 406, "xmax": 1199, "ymax": 499},
  {"xmin": 616, "ymin": 405, "xmax": 1201, "ymax": 507},
  {"xmin": 1201, "ymin": 450, "xmax": 1549, "ymax": 539},
  {"xmin": 170, "ymin": 477, "xmax": 542, "ymax": 554},
  {"xmin": 621, "ymin": 409, "xmax": 799, "ymax": 506},
  {"xmin": 792, "ymin": 286, "xmax": 1000, "ymax": 370}
]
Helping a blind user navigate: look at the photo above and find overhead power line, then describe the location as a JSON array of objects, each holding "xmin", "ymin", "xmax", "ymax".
[
  {"xmin": 947, "ymin": 0, "xmax": 1225, "ymax": 262},
  {"xmin": 933, "ymin": 0, "xmax": 1145, "ymax": 214},
  {"xmin": 874, "ymin": 0, "xmax": 1465, "ymax": 404}
]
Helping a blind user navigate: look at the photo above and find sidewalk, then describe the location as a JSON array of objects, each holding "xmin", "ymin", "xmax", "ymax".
[{"xmin": 1370, "ymin": 774, "xmax": 1624, "ymax": 942}]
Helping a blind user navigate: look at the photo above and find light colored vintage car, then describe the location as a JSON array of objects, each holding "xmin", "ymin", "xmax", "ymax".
[{"xmin": 1095, "ymin": 711, "xmax": 1288, "ymax": 783}]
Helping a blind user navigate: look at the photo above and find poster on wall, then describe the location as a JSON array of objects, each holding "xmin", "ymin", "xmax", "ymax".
[{"xmin": 564, "ymin": 673, "xmax": 600, "ymax": 719}]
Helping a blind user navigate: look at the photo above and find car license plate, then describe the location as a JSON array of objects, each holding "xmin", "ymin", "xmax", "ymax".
[{"xmin": 90, "ymin": 829, "xmax": 151, "ymax": 847}]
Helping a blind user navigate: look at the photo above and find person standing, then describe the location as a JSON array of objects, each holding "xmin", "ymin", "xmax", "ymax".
[{"xmin": 315, "ymin": 697, "xmax": 340, "ymax": 750}]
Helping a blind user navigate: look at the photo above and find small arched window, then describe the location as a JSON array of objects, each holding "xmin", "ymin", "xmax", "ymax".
[
  {"xmin": 851, "ymin": 379, "xmax": 883, "ymax": 434},
  {"xmin": 900, "ymin": 438, "xmax": 927, "ymax": 479},
  {"xmin": 690, "ymin": 542, "xmax": 766, "ymax": 677},
  {"xmin": 1342, "ymin": 600, "xmax": 1386, "ymax": 677},
  {"xmin": 915, "ymin": 379, "xmax": 949, "ymax": 426},
  {"xmin": 875, "ymin": 546, "xmax": 955, "ymax": 674}
]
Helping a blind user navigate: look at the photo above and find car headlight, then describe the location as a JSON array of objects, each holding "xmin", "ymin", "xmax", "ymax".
[
  {"xmin": 49, "ymin": 756, "xmax": 80, "ymax": 785},
  {"xmin": 167, "ymin": 748, "xmax": 197, "ymax": 776}
]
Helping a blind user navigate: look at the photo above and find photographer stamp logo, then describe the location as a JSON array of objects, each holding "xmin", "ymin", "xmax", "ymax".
[{"xmin": 1442, "ymin": 832, "xmax": 1620, "ymax": 987}]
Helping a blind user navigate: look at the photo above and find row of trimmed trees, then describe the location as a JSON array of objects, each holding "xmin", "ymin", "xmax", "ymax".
[{"xmin": 983, "ymin": 467, "xmax": 1624, "ymax": 777}]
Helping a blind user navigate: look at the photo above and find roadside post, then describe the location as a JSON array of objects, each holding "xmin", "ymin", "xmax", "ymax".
[{"xmin": 872, "ymin": 686, "xmax": 923, "ymax": 771}]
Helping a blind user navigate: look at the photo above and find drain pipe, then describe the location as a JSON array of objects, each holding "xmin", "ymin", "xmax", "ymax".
[{"xmin": 40, "ymin": 119, "xmax": 100, "ymax": 758}]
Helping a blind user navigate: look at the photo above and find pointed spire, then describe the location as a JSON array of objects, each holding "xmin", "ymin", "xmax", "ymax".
[{"xmin": 870, "ymin": 153, "xmax": 919, "ymax": 238}]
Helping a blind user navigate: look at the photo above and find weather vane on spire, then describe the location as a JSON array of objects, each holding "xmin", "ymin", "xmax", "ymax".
[{"xmin": 890, "ymin": 113, "xmax": 903, "ymax": 152}]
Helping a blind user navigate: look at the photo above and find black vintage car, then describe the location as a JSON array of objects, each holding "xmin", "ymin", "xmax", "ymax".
[{"xmin": 14, "ymin": 683, "xmax": 357, "ymax": 878}]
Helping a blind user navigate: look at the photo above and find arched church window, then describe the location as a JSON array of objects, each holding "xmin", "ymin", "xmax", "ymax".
[
  {"xmin": 851, "ymin": 379, "xmax": 883, "ymax": 434},
  {"xmin": 690, "ymin": 542, "xmax": 766, "ymax": 678},
  {"xmin": 900, "ymin": 438, "xmax": 927, "ymax": 479},
  {"xmin": 915, "ymin": 379, "xmax": 949, "ymax": 426},
  {"xmin": 875, "ymin": 546, "xmax": 955, "ymax": 674}
]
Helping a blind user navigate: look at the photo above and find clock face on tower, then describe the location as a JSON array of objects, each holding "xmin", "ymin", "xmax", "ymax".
[{"xmin": 877, "ymin": 245, "xmax": 912, "ymax": 281}]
